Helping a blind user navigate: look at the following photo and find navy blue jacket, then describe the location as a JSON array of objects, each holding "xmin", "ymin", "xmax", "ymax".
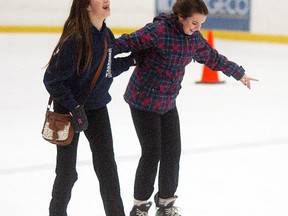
[{"xmin": 43, "ymin": 23, "xmax": 134, "ymax": 112}]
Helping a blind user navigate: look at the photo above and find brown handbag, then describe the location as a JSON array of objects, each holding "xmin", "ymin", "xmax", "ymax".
[
  {"xmin": 42, "ymin": 39, "xmax": 108, "ymax": 146},
  {"xmin": 42, "ymin": 101, "xmax": 75, "ymax": 146}
]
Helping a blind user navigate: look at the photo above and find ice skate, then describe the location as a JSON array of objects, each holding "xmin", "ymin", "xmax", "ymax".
[
  {"xmin": 154, "ymin": 193, "xmax": 181, "ymax": 216},
  {"xmin": 130, "ymin": 201, "xmax": 152, "ymax": 216}
]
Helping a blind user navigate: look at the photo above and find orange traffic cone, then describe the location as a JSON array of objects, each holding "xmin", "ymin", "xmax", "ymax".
[{"xmin": 196, "ymin": 30, "xmax": 225, "ymax": 84}]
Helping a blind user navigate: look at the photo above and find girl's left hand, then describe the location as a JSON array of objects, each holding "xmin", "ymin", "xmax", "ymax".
[{"xmin": 240, "ymin": 75, "xmax": 259, "ymax": 89}]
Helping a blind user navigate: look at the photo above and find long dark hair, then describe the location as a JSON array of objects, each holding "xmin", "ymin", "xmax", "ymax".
[
  {"xmin": 47, "ymin": 0, "xmax": 92, "ymax": 75},
  {"xmin": 171, "ymin": 0, "xmax": 209, "ymax": 20}
]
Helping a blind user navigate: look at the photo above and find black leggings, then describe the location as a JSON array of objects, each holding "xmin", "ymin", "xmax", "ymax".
[
  {"xmin": 130, "ymin": 106, "xmax": 181, "ymax": 200},
  {"xmin": 49, "ymin": 106, "xmax": 125, "ymax": 216}
]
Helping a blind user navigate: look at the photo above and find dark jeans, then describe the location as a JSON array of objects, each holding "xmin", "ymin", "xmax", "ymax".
[
  {"xmin": 130, "ymin": 106, "xmax": 181, "ymax": 200},
  {"xmin": 49, "ymin": 106, "xmax": 125, "ymax": 216}
]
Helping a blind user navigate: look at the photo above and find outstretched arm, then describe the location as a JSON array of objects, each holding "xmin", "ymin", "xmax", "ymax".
[
  {"xmin": 111, "ymin": 55, "xmax": 135, "ymax": 77},
  {"xmin": 192, "ymin": 31, "xmax": 258, "ymax": 88}
]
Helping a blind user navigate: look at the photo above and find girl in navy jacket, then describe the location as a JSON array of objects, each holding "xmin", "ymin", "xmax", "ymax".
[{"xmin": 43, "ymin": 0, "xmax": 134, "ymax": 215}]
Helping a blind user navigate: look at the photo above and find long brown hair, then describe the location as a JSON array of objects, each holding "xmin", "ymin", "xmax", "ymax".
[
  {"xmin": 172, "ymin": 0, "xmax": 209, "ymax": 20},
  {"xmin": 47, "ymin": 0, "xmax": 93, "ymax": 75}
]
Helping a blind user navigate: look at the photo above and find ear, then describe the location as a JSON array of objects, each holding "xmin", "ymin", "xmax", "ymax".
[
  {"xmin": 87, "ymin": 5, "xmax": 91, "ymax": 12},
  {"xmin": 177, "ymin": 14, "xmax": 184, "ymax": 21}
]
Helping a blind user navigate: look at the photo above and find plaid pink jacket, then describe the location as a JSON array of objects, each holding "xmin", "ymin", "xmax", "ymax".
[{"xmin": 115, "ymin": 13, "xmax": 245, "ymax": 114}]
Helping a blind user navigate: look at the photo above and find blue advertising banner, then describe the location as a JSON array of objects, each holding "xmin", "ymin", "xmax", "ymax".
[
  {"xmin": 155, "ymin": 0, "xmax": 251, "ymax": 31},
  {"xmin": 156, "ymin": 0, "xmax": 176, "ymax": 14}
]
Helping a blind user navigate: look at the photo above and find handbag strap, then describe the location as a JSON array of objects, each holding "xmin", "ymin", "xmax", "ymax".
[
  {"xmin": 47, "ymin": 38, "xmax": 108, "ymax": 110},
  {"xmin": 85, "ymin": 38, "xmax": 108, "ymax": 101}
]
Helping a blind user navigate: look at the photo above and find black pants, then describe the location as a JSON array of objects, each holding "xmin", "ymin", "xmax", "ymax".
[
  {"xmin": 130, "ymin": 106, "xmax": 181, "ymax": 200},
  {"xmin": 49, "ymin": 106, "xmax": 125, "ymax": 216}
]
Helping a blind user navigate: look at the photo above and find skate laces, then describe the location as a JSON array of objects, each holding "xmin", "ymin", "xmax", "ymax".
[
  {"xmin": 136, "ymin": 208, "xmax": 149, "ymax": 216},
  {"xmin": 156, "ymin": 195, "xmax": 181, "ymax": 216},
  {"xmin": 133, "ymin": 202, "xmax": 152, "ymax": 216},
  {"xmin": 164, "ymin": 206, "xmax": 181, "ymax": 216}
]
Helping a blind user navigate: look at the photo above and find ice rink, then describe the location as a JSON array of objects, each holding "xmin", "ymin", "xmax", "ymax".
[{"xmin": 1, "ymin": 33, "xmax": 288, "ymax": 216}]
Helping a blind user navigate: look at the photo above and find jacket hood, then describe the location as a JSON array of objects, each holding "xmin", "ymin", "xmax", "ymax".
[
  {"xmin": 153, "ymin": 13, "xmax": 186, "ymax": 35},
  {"xmin": 153, "ymin": 13, "xmax": 171, "ymax": 22}
]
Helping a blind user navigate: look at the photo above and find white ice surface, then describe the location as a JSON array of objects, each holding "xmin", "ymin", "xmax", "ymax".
[{"xmin": 1, "ymin": 33, "xmax": 288, "ymax": 216}]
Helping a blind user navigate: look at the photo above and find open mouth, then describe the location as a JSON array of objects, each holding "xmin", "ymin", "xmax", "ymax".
[{"xmin": 103, "ymin": 5, "xmax": 110, "ymax": 10}]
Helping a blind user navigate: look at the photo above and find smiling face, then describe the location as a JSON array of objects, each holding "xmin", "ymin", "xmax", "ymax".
[
  {"xmin": 178, "ymin": 13, "xmax": 207, "ymax": 35},
  {"xmin": 87, "ymin": 0, "xmax": 111, "ymax": 23}
]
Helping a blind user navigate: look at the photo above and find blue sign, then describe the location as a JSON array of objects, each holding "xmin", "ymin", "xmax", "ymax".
[
  {"xmin": 155, "ymin": 0, "xmax": 251, "ymax": 31},
  {"xmin": 156, "ymin": 0, "xmax": 176, "ymax": 14},
  {"xmin": 203, "ymin": 0, "xmax": 250, "ymax": 31}
]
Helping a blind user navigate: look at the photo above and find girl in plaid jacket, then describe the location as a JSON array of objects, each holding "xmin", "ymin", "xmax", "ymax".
[{"xmin": 114, "ymin": 0, "xmax": 258, "ymax": 215}]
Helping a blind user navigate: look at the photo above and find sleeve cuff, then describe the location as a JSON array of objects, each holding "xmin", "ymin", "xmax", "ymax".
[{"xmin": 231, "ymin": 66, "xmax": 245, "ymax": 80}]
